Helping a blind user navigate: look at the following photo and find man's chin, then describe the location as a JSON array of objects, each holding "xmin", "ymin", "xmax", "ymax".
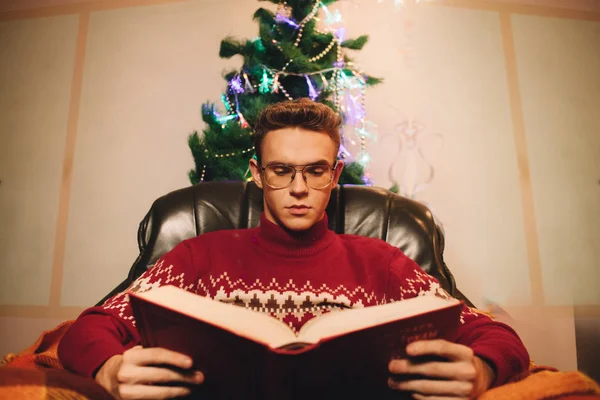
[{"xmin": 279, "ymin": 215, "xmax": 315, "ymax": 232}]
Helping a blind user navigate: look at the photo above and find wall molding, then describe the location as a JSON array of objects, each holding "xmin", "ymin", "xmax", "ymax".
[
  {"xmin": 48, "ymin": 11, "xmax": 89, "ymax": 309},
  {"xmin": 499, "ymin": 12, "xmax": 545, "ymax": 306}
]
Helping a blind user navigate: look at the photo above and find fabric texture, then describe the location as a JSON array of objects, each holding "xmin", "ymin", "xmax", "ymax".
[
  {"xmin": 0, "ymin": 367, "xmax": 114, "ymax": 400},
  {"xmin": 480, "ymin": 367, "xmax": 600, "ymax": 400},
  {"xmin": 2, "ymin": 320, "xmax": 71, "ymax": 370},
  {"xmin": 1, "ymin": 320, "xmax": 113, "ymax": 400},
  {"xmin": 58, "ymin": 214, "xmax": 528, "ymax": 387}
]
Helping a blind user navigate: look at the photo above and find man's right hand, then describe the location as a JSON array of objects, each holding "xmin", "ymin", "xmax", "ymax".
[{"xmin": 95, "ymin": 346, "xmax": 204, "ymax": 399}]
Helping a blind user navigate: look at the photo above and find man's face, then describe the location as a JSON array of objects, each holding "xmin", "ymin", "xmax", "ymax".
[{"xmin": 249, "ymin": 127, "xmax": 344, "ymax": 232}]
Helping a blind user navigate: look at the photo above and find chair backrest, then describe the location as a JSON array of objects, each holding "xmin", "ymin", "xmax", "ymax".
[{"xmin": 98, "ymin": 181, "xmax": 471, "ymax": 305}]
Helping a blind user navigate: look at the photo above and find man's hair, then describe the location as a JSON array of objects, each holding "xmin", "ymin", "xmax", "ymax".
[{"xmin": 253, "ymin": 98, "xmax": 342, "ymax": 164}]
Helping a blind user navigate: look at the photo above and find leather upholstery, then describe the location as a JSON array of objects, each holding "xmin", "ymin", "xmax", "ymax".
[{"xmin": 98, "ymin": 181, "xmax": 472, "ymax": 306}]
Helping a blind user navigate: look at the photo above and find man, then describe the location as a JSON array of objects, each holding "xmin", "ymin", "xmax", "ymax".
[{"xmin": 58, "ymin": 98, "xmax": 529, "ymax": 399}]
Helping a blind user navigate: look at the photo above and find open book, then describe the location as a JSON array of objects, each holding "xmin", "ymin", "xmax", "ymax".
[{"xmin": 130, "ymin": 285, "xmax": 463, "ymax": 399}]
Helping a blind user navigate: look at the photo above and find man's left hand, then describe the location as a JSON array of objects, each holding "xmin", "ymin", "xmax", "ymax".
[{"xmin": 388, "ymin": 339, "xmax": 495, "ymax": 399}]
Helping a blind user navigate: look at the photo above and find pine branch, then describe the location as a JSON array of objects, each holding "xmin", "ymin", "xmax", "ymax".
[
  {"xmin": 338, "ymin": 162, "xmax": 365, "ymax": 185},
  {"xmin": 341, "ymin": 35, "xmax": 369, "ymax": 50},
  {"xmin": 365, "ymin": 75, "xmax": 383, "ymax": 85},
  {"xmin": 278, "ymin": 42, "xmax": 310, "ymax": 70},
  {"xmin": 253, "ymin": 7, "xmax": 275, "ymax": 25},
  {"xmin": 223, "ymin": 69, "xmax": 237, "ymax": 81},
  {"xmin": 220, "ymin": 37, "xmax": 246, "ymax": 58},
  {"xmin": 188, "ymin": 131, "xmax": 202, "ymax": 154},
  {"xmin": 311, "ymin": 31, "xmax": 333, "ymax": 45},
  {"xmin": 189, "ymin": 170, "xmax": 200, "ymax": 185},
  {"xmin": 200, "ymin": 103, "xmax": 224, "ymax": 131}
]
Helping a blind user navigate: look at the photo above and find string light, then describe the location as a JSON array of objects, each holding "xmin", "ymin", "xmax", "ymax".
[
  {"xmin": 216, "ymin": 114, "xmax": 237, "ymax": 124},
  {"xmin": 334, "ymin": 27, "xmax": 346, "ymax": 42},
  {"xmin": 319, "ymin": 72, "xmax": 329, "ymax": 89},
  {"xmin": 259, "ymin": 65, "xmax": 343, "ymax": 77},
  {"xmin": 238, "ymin": 112, "xmax": 250, "ymax": 128},
  {"xmin": 259, "ymin": 69, "xmax": 273, "ymax": 94},
  {"xmin": 271, "ymin": 1, "xmax": 290, "ymax": 51},
  {"xmin": 271, "ymin": 74, "xmax": 280, "ymax": 93},
  {"xmin": 229, "ymin": 75, "xmax": 244, "ymax": 94},
  {"xmin": 305, "ymin": 75, "xmax": 319, "ymax": 100},
  {"xmin": 242, "ymin": 71, "xmax": 255, "ymax": 93},
  {"xmin": 358, "ymin": 152, "xmax": 370, "ymax": 166},
  {"xmin": 275, "ymin": 12, "xmax": 299, "ymax": 28},
  {"xmin": 321, "ymin": 3, "xmax": 343, "ymax": 25}
]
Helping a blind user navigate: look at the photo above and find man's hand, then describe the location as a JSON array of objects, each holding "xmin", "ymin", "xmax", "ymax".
[
  {"xmin": 95, "ymin": 346, "xmax": 204, "ymax": 399},
  {"xmin": 388, "ymin": 340, "xmax": 495, "ymax": 399}
]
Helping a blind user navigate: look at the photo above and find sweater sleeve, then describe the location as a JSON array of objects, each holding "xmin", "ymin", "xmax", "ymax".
[
  {"xmin": 386, "ymin": 250, "xmax": 530, "ymax": 387},
  {"xmin": 58, "ymin": 240, "xmax": 201, "ymax": 378}
]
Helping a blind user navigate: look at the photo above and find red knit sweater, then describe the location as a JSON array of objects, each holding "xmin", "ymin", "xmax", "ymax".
[{"xmin": 58, "ymin": 214, "xmax": 529, "ymax": 386}]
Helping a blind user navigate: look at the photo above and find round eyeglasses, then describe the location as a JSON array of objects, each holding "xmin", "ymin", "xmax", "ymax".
[{"xmin": 260, "ymin": 162, "xmax": 337, "ymax": 189}]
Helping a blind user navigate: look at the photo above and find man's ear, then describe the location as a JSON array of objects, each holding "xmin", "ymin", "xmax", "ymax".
[
  {"xmin": 249, "ymin": 158, "xmax": 264, "ymax": 189},
  {"xmin": 332, "ymin": 160, "xmax": 345, "ymax": 186}
]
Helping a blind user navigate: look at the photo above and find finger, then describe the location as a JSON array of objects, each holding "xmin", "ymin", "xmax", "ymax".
[
  {"xmin": 389, "ymin": 359, "xmax": 476, "ymax": 381},
  {"xmin": 406, "ymin": 340, "xmax": 474, "ymax": 361},
  {"xmin": 387, "ymin": 377, "xmax": 473, "ymax": 397},
  {"xmin": 123, "ymin": 347, "xmax": 193, "ymax": 369},
  {"xmin": 412, "ymin": 394, "xmax": 469, "ymax": 400},
  {"xmin": 118, "ymin": 384, "xmax": 192, "ymax": 400},
  {"xmin": 118, "ymin": 365, "xmax": 204, "ymax": 385}
]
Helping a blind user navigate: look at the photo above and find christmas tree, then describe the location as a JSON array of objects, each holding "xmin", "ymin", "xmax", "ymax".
[{"xmin": 188, "ymin": 0, "xmax": 381, "ymax": 185}]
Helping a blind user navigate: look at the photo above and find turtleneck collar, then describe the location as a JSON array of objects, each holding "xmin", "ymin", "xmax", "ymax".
[{"xmin": 253, "ymin": 213, "xmax": 336, "ymax": 258}]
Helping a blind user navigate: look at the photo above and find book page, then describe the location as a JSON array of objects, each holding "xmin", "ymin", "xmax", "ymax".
[
  {"xmin": 134, "ymin": 286, "xmax": 300, "ymax": 348},
  {"xmin": 297, "ymin": 296, "xmax": 460, "ymax": 343}
]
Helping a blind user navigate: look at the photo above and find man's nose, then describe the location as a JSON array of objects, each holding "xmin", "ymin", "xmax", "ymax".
[{"xmin": 289, "ymin": 170, "xmax": 308, "ymax": 194}]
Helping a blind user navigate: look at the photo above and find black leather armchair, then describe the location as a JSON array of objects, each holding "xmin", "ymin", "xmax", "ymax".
[{"xmin": 97, "ymin": 181, "xmax": 473, "ymax": 307}]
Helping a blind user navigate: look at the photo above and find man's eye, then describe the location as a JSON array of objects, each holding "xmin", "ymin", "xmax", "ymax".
[
  {"xmin": 306, "ymin": 167, "xmax": 326, "ymax": 176},
  {"xmin": 272, "ymin": 167, "xmax": 291, "ymax": 176}
]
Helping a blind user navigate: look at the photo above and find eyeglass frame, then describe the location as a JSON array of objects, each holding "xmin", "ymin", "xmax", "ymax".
[{"xmin": 259, "ymin": 160, "xmax": 339, "ymax": 189}]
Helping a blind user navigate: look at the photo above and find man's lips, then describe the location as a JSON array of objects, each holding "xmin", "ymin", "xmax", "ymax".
[{"xmin": 287, "ymin": 205, "xmax": 311, "ymax": 215}]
